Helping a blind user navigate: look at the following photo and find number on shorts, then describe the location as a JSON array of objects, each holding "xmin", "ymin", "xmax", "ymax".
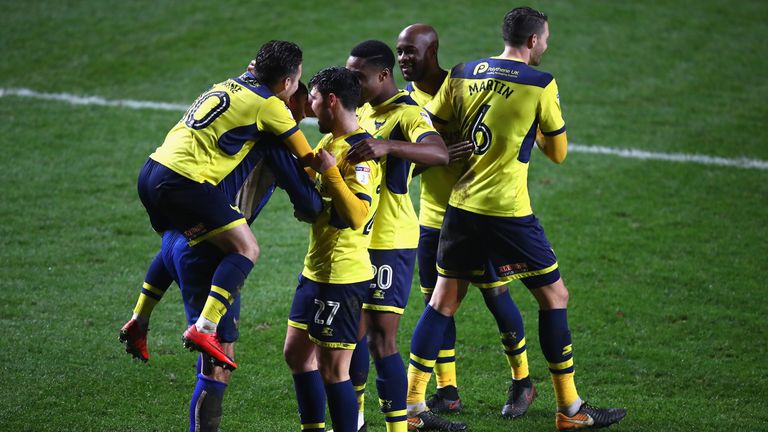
[
  {"xmin": 371, "ymin": 264, "xmax": 393, "ymax": 290},
  {"xmin": 313, "ymin": 299, "xmax": 341, "ymax": 325}
]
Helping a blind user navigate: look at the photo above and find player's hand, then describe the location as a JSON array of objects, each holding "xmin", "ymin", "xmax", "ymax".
[
  {"xmin": 312, "ymin": 149, "xmax": 337, "ymax": 173},
  {"xmin": 346, "ymin": 138, "xmax": 391, "ymax": 164},
  {"xmin": 447, "ymin": 140, "xmax": 474, "ymax": 162},
  {"xmin": 247, "ymin": 59, "xmax": 256, "ymax": 73}
]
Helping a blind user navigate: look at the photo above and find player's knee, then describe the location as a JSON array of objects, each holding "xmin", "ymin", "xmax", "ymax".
[
  {"xmin": 317, "ymin": 360, "xmax": 346, "ymax": 383},
  {"xmin": 283, "ymin": 342, "xmax": 307, "ymax": 372},
  {"xmin": 367, "ymin": 329, "xmax": 397, "ymax": 359},
  {"xmin": 239, "ymin": 242, "xmax": 260, "ymax": 263}
]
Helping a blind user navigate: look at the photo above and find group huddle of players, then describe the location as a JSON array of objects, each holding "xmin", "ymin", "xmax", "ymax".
[{"xmin": 119, "ymin": 6, "xmax": 626, "ymax": 432}]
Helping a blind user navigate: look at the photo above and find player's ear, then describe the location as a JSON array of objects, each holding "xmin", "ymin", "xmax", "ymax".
[
  {"xmin": 327, "ymin": 92, "xmax": 338, "ymax": 108},
  {"xmin": 528, "ymin": 33, "xmax": 537, "ymax": 50},
  {"xmin": 379, "ymin": 67, "xmax": 390, "ymax": 83}
]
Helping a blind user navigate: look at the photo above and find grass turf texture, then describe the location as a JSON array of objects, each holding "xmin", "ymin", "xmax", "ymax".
[{"xmin": 1, "ymin": 0, "xmax": 767, "ymax": 431}]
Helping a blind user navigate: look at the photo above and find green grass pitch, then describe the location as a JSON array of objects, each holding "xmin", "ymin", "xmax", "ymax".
[{"xmin": 1, "ymin": 1, "xmax": 767, "ymax": 431}]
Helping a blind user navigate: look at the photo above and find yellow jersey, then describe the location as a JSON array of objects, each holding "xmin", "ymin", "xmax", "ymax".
[
  {"xmin": 302, "ymin": 129, "xmax": 382, "ymax": 284},
  {"xmin": 405, "ymin": 80, "xmax": 465, "ymax": 230},
  {"xmin": 357, "ymin": 90, "xmax": 439, "ymax": 248},
  {"xmin": 426, "ymin": 57, "xmax": 566, "ymax": 217},
  {"xmin": 150, "ymin": 72, "xmax": 299, "ymax": 185}
]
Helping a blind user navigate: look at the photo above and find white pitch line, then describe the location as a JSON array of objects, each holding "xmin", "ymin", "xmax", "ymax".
[{"xmin": 2, "ymin": 87, "xmax": 767, "ymax": 171}]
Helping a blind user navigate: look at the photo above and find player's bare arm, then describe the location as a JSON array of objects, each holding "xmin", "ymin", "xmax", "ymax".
[{"xmin": 346, "ymin": 134, "xmax": 448, "ymax": 165}]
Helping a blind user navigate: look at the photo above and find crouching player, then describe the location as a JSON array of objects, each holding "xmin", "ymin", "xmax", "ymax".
[{"xmin": 283, "ymin": 67, "xmax": 381, "ymax": 432}]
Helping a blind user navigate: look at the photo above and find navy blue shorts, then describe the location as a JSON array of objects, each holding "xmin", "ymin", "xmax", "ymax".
[
  {"xmin": 419, "ymin": 226, "xmax": 500, "ymax": 293},
  {"xmin": 287, "ymin": 273, "xmax": 318, "ymax": 331},
  {"xmin": 161, "ymin": 231, "xmax": 240, "ymax": 343},
  {"xmin": 290, "ymin": 274, "xmax": 368, "ymax": 350},
  {"xmin": 137, "ymin": 159, "xmax": 246, "ymax": 245},
  {"xmin": 437, "ymin": 205, "xmax": 561, "ymax": 289},
  {"xmin": 363, "ymin": 248, "xmax": 416, "ymax": 314}
]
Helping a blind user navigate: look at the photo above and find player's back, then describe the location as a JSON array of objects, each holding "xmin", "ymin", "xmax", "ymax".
[
  {"xmin": 427, "ymin": 57, "xmax": 565, "ymax": 217},
  {"xmin": 150, "ymin": 72, "xmax": 299, "ymax": 186}
]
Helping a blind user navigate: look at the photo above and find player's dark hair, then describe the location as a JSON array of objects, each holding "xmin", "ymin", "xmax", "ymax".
[
  {"xmin": 502, "ymin": 7, "xmax": 548, "ymax": 47},
  {"xmin": 308, "ymin": 67, "xmax": 361, "ymax": 111},
  {"xmin": 349, "ymin": 40, "xmax": 395, "ymax": 71},
  {"xmin": 253, "ymin": 40, "xmax": 303, "ymax": 86}
]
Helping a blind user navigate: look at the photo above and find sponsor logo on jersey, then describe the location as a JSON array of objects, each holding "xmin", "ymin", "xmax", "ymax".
[
  {"xmin": 355, "ymin": 165, "xmax": 371, "ymax": 184},
  {"xmin": 473, "ymin": 62, "xmax": 490, "ymax": 75}
]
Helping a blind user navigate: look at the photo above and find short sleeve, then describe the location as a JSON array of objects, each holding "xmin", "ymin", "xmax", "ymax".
[
  {"xmin": 258, "ymin": 97, "xmax": 300, "ymax": 139},
  {"xmin": 538, "ymin": 79, "xmax": 566, "ymax": 135}
]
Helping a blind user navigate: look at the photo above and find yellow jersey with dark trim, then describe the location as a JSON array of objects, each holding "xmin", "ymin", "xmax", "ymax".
[
  {"xmin": 302, "ymin": 128, "xmax": 382, "ymax": 284},
  {"xmin": 150, "ymin": 72, "xmax": 299, "ymax": 185},
  {"xmin": 405, "ymin": 80, "xmax": 465, "ymax": 230},
  {"xmin": 356, "ymin": 90, "xmax": 439, "ymax": 249},
  {"xmin": 426, "ymin": 57, "xmax": 566, "ymax": 217}
]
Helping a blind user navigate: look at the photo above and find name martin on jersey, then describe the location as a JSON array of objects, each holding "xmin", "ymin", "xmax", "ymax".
[{"xmin": 468, "ymin": 79, "xmax": 514, "ymax": 99}]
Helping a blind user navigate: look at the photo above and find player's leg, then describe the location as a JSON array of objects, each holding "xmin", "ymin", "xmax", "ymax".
[
  {"xmin": 477, "ymin": 283, "xmax": 534, "ymax": 418},
  {"xmin": 286, "ymin": 275, "xmax": 325, "ymax": 432},
  {"xmin": 418, "ymin": 226, "xmax": 461, "ymax": 414},
  {"xmin": 406, "ymin": 276, "xmax": 468, "ymax": 431},
  {"xmin": 317, "ymin": 347, "xmax": 358, "ymax": 432},
  {"xmin": 364, "ymin": 249, "xmax": 415, "ymax": 432},
  {"xmin": 366, "ymin": 311, "xmax": 407, "ymax": 432},
  {"xmin": 189, "ymin": 346, "xmax": 233, "ymax": 432},
  {"xmin": 507, "ymin": 214, "xmax": 625, "ymax": 429},
  {"xmin": 308, "ymin": 279, "xmax": 369, "ymax": 432},
  {"xmin": 138, "ymin": 159, "xmax": 251, "ymax": 369},
  {"xmin": 119, "ymin": 251, "xmax": 173, "ymax": 362},
  {"xmin": 181, "ymin": 255, "xmax": 239, "ymax": 432},
  {"xmin": 348, "ymin": 332, "xmax": 369, "ymax": 432}
]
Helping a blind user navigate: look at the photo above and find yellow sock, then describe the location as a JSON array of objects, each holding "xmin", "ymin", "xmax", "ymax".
[
  {"xmin": 435, "ymin": 349, "xmax": 457, "ymax": 388},
  {"xmin": 132, "ymin": 283, "xmax": 164, "ymax": 319},
  {"xmin": 551, "ymin": 372, "xmax": 579, "ymax": 409},
  {"xmin": 355, "ymin": 383, "xmax": 365, "ymax": 414},
  {"xmin": 504, "ymin": 336, "xmax": 530, "ymax": 380},
  {"xmin": 406, "ymin": 354, "xmax": 435, "ymax": 405},
  {"xmin": 199, "ymin": 285, "xmax": 235, "ymax": 325},
  {"xmin": 385, "ymin": 419, "xmax": 407, "ymax": 432}
]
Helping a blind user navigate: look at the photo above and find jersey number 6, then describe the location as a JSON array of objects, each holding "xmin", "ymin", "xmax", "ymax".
[{"xmin": 470, "ymin": 104, "xmax": 492, "ymax": 155}]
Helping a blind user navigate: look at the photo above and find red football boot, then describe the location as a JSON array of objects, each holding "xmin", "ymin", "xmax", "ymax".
[
  {"xmin": 182, "ymin": 325, "xmax": 237, "ymax": 370},
  {"xmin": 119, "ymin": 319, "xmax": 149, "ymax": 362}
]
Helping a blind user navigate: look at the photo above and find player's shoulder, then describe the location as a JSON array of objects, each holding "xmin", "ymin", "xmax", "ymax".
[{"xmin": 450, "ymin": 57, "xmax": 555, "ymax": 88}]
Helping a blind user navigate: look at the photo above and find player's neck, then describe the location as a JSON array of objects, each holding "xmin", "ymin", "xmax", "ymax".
[
  {"xmin": 370, "ymin": 81, "xmax": 400, "ymax": 106},
  {"xmin": 415, "ymin": 67, "xmax": 447, "ymax": 96},
  {"xmin": 331, "ymin": 112, "xmax": 360, "ymax": 138},
  {"xmin": 500, "ymin": 46, "xmax": 530, "ymax": 64}
]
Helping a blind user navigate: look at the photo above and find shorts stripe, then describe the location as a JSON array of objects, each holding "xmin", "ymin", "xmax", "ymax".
[
  {"xmin": 308, "ymin": 334, "xmax": 356, "ymax": 350},
  {"xmin": 473, "ymin": 263, "xmax": 559, "ymax": 288},
  {"xmin": 362, "ymin": 304, "xmax": 405, "ymax": 315},
  {"xmin": 287, "ymin": 320, "xmax": 308, "ymax": 331},
  {"xmin": 187, "ymin": 218, "xmax": 247, "ymax": 246},
  {"xmin": 436, "ymin": 263, "xmax": 485, "ymax": 278}
]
